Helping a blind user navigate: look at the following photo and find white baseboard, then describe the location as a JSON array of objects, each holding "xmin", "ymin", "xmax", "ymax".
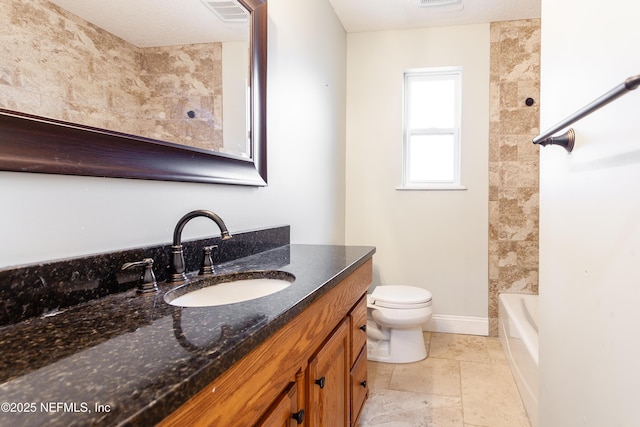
[{"xmin": 424, "ymin": 314, "xmax": 489, "ymax": 336}]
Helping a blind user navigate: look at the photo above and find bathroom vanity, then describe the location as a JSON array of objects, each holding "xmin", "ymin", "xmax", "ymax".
[
  {"xmin": 0, "ymin": 237, "xmax": 374, "ymax": 426},
  {"xmin": 161, "ymin": 257, "xmax": 371, "ymax": 426}
]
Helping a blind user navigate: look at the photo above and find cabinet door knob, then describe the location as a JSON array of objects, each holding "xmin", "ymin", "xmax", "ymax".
[
  {"xmin": 292, "ymin": 409, "xmax": 305, "ymax": 424},
  {"xmin": 315, "ymin": 376, "xmax": 326, "ymax": 389},
  {"xmin": 360, "ymin": 380, "xmax": 367, "ymax": 388},
  {"xmin": 359, "ymin": 324, "xmax": 367, "ymax": 332}
]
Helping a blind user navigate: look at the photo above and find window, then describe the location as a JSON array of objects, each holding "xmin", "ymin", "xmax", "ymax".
[{"xmin": 401, "ymin": 67, "xmax": 463, "ymax": 190}]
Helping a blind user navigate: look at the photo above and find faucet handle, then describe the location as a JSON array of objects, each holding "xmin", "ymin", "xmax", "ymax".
[
  {"xmin": 199, "ymin": 245, "xmax": 218, "ymax": 276},
  {"xmin": 122, "ymin": 258, "xmax": 158, "ymax": 294}
]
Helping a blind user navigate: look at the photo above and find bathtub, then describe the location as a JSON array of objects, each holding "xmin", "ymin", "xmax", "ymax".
[{"xmin": 498, "ymin": 293, "xmax": 538, "ymax": 427}]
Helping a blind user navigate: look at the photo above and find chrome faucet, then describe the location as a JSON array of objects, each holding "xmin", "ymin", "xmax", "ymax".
[{"xmin": 168, "ymin": 210, "xmax": 232, "ymax": 283}]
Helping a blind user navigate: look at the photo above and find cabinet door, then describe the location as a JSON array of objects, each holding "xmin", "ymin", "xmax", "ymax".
[
  {"xmin": 307, "ymin": 320, "xmax": 349, "ymax": 427},
  {"xmin": 257, "ymin": 382, "xmax": 305, "ymax": 427}
]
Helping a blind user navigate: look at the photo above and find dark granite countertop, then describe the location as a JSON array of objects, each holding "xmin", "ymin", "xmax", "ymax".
[{"xmin": 0, "ymin": 244, "xmax": 375, "ymax": 426}]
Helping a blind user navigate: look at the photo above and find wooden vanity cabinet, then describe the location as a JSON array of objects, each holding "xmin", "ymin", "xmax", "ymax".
[
  {"xmin": 159, "ymin": 259, "xmax": 372, "ymax": 427},
  {"xmin": 305, "ymin": 295, "xmax": 369, "ymax": 427}
]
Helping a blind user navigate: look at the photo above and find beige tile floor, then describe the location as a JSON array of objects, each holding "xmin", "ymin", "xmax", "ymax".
[{"xmin": 358, "ymin": 332, "xmax": 531, "ymax": 427}]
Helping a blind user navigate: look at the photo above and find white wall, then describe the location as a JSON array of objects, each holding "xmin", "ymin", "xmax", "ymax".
[
  {"xmin": 0, "ymin": 0, "xmax": 347, "ymax": 269},
  {"xmin": 345, "ymin": 24, "xmax": 490, "ymax": 329},
  {"xmin": 539, "ymin": 1, "xmax": 640, "ymax": 426}
]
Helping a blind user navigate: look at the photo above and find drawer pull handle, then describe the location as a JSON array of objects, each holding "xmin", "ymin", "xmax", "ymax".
[
  {"xmin": 315, "ymin": 376, "xmax": 326, "ymax": 389},
  {"xmin": 360, "ymin": 380, "xmax": 367, "ymax": 388},
  {"xmin": 359, "ymin": 324, "xmax": 367, "ymax": 332},
  {"xmin": 292, "ymin": 409, "xmax": 305, "ymax": 424}
]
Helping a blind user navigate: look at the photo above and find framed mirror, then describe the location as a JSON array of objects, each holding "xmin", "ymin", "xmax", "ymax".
[{"xmin": 0, "ymin": 0, "xmax": 267, "ymax": 186}]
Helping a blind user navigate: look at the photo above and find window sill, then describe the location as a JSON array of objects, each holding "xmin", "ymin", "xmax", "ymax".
[{"xmin": 396, "ymin": 185, "xmax": 468, "ymax": 191}]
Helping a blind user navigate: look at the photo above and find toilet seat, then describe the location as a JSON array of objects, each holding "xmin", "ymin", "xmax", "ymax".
[{"xmin": 369, "ymin": 285, "xmax": 432, "ymax": 309}]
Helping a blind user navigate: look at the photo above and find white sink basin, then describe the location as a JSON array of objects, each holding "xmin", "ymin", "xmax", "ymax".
[{"xmin": 165, "ymin": 271, "xmax": 295, "ymax": 307}]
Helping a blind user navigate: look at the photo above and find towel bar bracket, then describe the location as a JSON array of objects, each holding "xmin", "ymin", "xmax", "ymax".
[
  {"xmin": 537, "ymin": 128, "xmax": 575, "ymax": 152},
  {"xmin": 533, "ymin": 74, "xmax": 640, "ymax": 153}
]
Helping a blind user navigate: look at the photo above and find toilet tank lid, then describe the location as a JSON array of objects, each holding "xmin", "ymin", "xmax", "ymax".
[{"xmin": 370, "ymin": 285, "xmax": 432, "ymax": 306}]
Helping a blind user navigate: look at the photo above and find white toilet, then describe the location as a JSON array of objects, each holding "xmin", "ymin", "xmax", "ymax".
[{"xmin": 366, "ymin": 285, "xmax": 433, "ymax": 363}]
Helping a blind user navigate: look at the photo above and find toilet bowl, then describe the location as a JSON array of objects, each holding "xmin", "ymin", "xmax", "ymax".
[{"xmin": 366, "ymin": 285, "xmax": 433, "ymax": 363}]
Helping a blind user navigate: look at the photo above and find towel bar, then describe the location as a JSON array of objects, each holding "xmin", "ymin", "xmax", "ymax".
[{"xmin": 533, "ymin": 74, "xmax": 640, "ymax": 152}]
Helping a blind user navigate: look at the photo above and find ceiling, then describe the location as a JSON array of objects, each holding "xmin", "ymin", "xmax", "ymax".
[
  {"xmin": 328, "ymin": 0, "xmax": 541, "ymax": 33},
  {"xmin": 48, "ymin": 0, "xmax": 249, "ymax": 47},
  {"xmin": 47, "ymin": 0, "xmax": 540, "ymax": 47}
]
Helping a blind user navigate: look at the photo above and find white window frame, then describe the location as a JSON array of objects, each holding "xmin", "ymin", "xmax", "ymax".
[{"xmin": 399, "ymin": 66, "xmax": 465, "ymax": 190}]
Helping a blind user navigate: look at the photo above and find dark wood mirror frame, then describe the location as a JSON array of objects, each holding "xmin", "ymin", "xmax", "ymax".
[{"xmin": 0, "ymin": 0, "xmax": 267, "ymax": 186}]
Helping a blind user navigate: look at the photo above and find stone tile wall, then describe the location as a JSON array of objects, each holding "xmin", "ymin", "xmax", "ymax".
[
  {"xmin": 488, "ymin": 19, "xmax": 541, "ymax": 336},
  {"xmin": 0, "ymin": 0, "xmax": 222, "ymax": 150},
  {"xmin": 140, "ymin": 44, "xmax": 223, "ymax": 151}
]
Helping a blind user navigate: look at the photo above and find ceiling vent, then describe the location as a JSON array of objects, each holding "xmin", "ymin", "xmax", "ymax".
[
  {"xmin": 200, "ymin": 0, "xmax": 249, "ymax": 23},
  {"xmin": 416, "ymin": 0, "xmax": 463, "ymax": 7}
]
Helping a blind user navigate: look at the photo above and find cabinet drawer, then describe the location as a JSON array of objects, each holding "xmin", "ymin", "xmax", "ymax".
[
  {"xmin": 350, "ymin": 348, "xmax": 368, "ymax": 426},
  {"xmin": 349, "ymin": 295, "xmax": 368, "ymax": 366}
]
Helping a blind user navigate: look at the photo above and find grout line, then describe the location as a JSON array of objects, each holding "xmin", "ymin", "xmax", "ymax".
[{"xmin": 458, "ymin": 357, "xmax": 466, "ymax": 425}]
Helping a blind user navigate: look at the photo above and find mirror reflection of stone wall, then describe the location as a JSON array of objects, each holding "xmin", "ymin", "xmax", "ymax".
[
  {"xmin": 141, "ymin": 44, "xmax": 223, "ymax": 151},
  {"xmin": 0, "ymin": 0, "xmax": 225, "ymax": 151}
]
